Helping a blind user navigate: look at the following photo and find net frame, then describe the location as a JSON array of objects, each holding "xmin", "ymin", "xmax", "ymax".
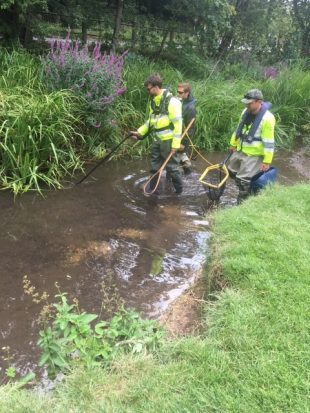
[{"xmin": 199, "ymin": 163, "xmax": 230, "ymax": 201}]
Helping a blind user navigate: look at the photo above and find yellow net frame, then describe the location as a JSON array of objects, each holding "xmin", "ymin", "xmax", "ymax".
[{"xmin": 198, "ymin": 162, "xmax": 230, "ymax": 189}]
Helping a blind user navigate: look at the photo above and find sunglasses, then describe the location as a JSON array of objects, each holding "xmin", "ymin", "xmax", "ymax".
[{"xmin": 177, "ymin": 90, "xmax": 185, "ymax": 94}]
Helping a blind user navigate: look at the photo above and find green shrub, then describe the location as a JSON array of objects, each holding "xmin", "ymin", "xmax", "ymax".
[
  {"xmin": 37, "ymin": 293, "xmax": 163, "ymax": 378},
  {"xmin": 0, "ymin": 86, "xmax": 84, "ymax": 194}
]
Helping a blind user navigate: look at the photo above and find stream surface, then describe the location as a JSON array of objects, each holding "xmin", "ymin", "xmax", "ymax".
[{"xmin": 0, "ymin": 150, "xmax": 307, "ymax": 378}]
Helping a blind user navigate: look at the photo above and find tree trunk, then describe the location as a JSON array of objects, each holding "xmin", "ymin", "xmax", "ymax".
[
  {"xmin": 131, "ymin": 19, "xmax": 137, "ymax": 49},
  {"xmin": 111, "ymin": 0, "xmax": 124, "ymax": 53},
  {"xmin": 157, "ymin": 30, "xmax": 169, "ymax": 57},
  {"xmin": 81, "ymin": 21, "xmax": 88, "ymax": 45},
  {"xmin": 217, "ymin": 0, "xmax": 250, "ymax": 57},
  {"xmin": 293, "ymin": 0, "xmax": 310, "ymax": 57},
  {"xmin": 301, "ymin": 29, "xmax": 310, "ymax": 57},
  {"xmin": 22, "ymin": 12, "xmax": 33, "ymax": 48},
  {"xmin": 3, "ymin": 4, "xmax": 21, "ymax": 43}
]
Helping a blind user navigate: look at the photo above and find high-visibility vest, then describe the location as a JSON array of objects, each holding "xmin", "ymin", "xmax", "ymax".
[
  {"xmin": 138, "ymin": 89, "xmax": 183, "ymax": 149},
  {"xmin": 230, "ymin": 102, "xmax": 276, "ymax": 164}
]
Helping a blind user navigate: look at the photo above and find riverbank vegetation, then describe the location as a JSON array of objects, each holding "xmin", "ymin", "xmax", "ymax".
[
  {"xmin": 1, "ymin": 1, "xmax": 310, "ymax": 193},
  {"xmin": 0, "ymin": 44, "xmax": 309, "ymax": 193},
  {"xmin": 1, "ymin": 183, "xmax": 309, "ymax": 411}
]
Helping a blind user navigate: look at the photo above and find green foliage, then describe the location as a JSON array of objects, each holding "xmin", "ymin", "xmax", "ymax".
[
  {"xmin": 264, "ymin": 63, "xmax": 310, "ymax": 147},
  {"xmin": 37, "ymin": 293, "xmax": 163, "ymax": 378},
  {"xmin": 121, "ymin": 55, "xmax": 310, "ymax": 153},
  {"xmin": 157, "ymin": 45, "xmax": 216, "ymax": 80},
  {"xmin": 42, "ymin": 37, "xmax": 126, "ymax": 128},
  {"xmin": 5, "ymin": 367, "xmax": 16, "ymax": 379},
  {"xmin": 0, "ymin": 46, "xmax": 309, "ymax": 194},
  {"xmin": 0, "ymin": 90, "xmax": 84, "ymax": 194},
  {"xmin": 192, "ymin": 78, "xmax": 252, "ymax": 151}
]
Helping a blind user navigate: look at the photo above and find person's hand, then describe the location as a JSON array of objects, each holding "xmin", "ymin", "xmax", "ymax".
[
  {"xmin": 229, "ymin": 146, "xmax": 237, "ymax": 153},
  {"xmin": 129, "ymin": 131, "xmax": 141, "ymax": 140},
  {"xmin": 170, "ymin": 149, "xmax": 177, "ymax": 155},
  {"xmin": 260, "ymin": 163, "xmax": 270, "ymax": 172},
  {"xmin": 177, "ymin": 144, "xmax": 185, "ymax": 153}
]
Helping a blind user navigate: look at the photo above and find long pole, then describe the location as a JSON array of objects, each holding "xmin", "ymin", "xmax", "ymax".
[{"xmin": 76, "ymin": 134, "xmax": 130, "ymax": 185}]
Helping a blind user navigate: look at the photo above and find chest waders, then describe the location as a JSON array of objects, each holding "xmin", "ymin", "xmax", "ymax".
[
  {"xmin": 144, "ymin": 119, "xmax": 195, "ymax": 196},
  {"xmin": 234, "ymin": 102, "xmax": 272, "ymax": 204},
  {"xmin": 235, "ymin": 102, "xmax": 270, "ymax": 147}
]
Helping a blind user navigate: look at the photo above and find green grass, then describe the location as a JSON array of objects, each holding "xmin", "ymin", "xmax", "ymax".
[
  {"xmin": 1, "ymin": 183, "xmax": 309, "ymax": 412},
  {"xmin": 0, "ymin": 48, "xmax": 85, "ymax": 194}
]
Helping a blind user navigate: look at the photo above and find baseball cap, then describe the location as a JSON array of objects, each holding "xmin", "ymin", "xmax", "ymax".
[{"xmin": 241, "ymin": 89, "xmax": 264, "ymax": 104}]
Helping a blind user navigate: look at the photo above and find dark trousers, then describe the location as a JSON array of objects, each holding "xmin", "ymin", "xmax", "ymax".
[{"xmin": 150, "ymin": 139, "xmax": 182, "ymax": 193}]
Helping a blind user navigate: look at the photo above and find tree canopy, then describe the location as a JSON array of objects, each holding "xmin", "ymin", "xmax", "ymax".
[{"xmin": 0, "ymin": 0, "xmax": 309, "ymax": 60}]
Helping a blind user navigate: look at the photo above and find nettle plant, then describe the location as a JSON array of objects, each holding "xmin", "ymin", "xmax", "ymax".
[
  {"xmin": 42, "ymin": 33, "xmax": 127, "ymax": 128},
  {"xmin": 37, "ymin": 293, "xmax": 163, "ymax": 378}
]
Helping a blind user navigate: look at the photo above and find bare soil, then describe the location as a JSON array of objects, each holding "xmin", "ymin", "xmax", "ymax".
[
  {"xmin": 290, "ymin": 147, "xmax": 310, "ymax": 179},
  {"xmin": 159, "ymin": 275, "xmax": 207, "ymax": 337}
]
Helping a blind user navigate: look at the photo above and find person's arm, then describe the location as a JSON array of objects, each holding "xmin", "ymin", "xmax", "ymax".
[
  {"xmin": 137, "ymin": 119, "xmax": 150, "ymax": 138},
  {"xmin": 130, "ymin": 103, "xmax": 152, "ymax": 140},
  {"xmin": 229, "ymin": 131, "xmax": 238, "ymax": 151},
  {"xmin": 169, "ymin": 97, "xmax": 183, "ymax": 150},
  {"xmin": 261, "ymin": 112, "xmax": 275, "ymax": 168},
  {"xmin": 185, "ymin": 105, "xmax": 196, "ymax": 137}
]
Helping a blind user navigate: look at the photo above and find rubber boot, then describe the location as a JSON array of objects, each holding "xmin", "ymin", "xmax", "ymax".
[
  {"xmin": 171, "ymin": 173, "xmax": 183, "ymax": 195},
  {"xmin": 166, "ymin": 171, "xmax": 172, "ymax": 181},
  {"xmin": 183, "ymin": 164, "xmax": 192, "ymax": 175},
  {"xmin": 236, "ymin": 178, "xmax": 251, "ymax": 204}
]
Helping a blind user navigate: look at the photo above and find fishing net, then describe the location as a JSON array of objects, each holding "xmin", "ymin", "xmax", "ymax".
[{"xmin": 199, "ymin": 163, "xmax": 229, "ymax": 201}]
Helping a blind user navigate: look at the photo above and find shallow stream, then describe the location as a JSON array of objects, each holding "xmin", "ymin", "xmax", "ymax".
[{"xmin": 0, "ymin": 149, "xmax": 307, "ymax": 378}]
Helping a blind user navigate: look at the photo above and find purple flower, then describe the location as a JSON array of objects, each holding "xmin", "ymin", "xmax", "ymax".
[
  {"xmin": 264, "ymin": 67, "xmax": 279, "ymax": 79},
  {"xmin": 43, "ymin": 31, "xmax": 126, "ymax": 127}
]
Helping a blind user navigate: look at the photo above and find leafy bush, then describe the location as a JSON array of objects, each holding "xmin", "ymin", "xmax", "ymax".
[
  {"xmin": 42, "ymin": 33, "xmax": 127, "ymax": 128},
  {"xmin": 0, "ymin": 49, "xmax": 84, "ymax": 194},
  {"xmin": 37, "ymin": 293, "xmax": 163, "ymax": 377},
  {"xmin": 156, "ymin": 44, "xmax": 213, "ymax": 80}
]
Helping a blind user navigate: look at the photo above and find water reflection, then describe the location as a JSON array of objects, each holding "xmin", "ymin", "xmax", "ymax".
[{"xmin": 0, "ymin": 150, "xmax": 306, "ymax": 376}]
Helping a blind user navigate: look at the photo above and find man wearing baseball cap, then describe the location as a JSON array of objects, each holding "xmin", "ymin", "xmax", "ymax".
[{"xmin": 227, "ymin": 88, "xmax": 276, "ymax": 203}]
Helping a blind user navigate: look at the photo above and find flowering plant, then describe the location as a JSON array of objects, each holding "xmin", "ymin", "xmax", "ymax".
[{"xmin": 43, "ymin": 32, "xmax": 127, "ymax": 127}]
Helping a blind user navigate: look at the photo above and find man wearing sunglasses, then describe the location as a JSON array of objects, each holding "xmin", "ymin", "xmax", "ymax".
[
  {"xmin": 176, "ymin": 82, "xmax": 196, "ymax": 175},
  {"xmin": 227, "ymin": 88, "xmax": 276, "ymax": 203},
  {"xmin": 130, "ymin": 74, "xmax": 183, "ymax": 195}
]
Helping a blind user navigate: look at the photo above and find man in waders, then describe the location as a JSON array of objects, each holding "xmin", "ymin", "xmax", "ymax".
[
  {"xmin": 130, "ymin": 74, "xmax": 183, "ymax": 195},
  {"xmin": 227, "ymin": 89, "xmax": 276, "ymax": 203},
  {"xmin": 176, "ymin": 82, "xmax": 196, "ymax": 175}
]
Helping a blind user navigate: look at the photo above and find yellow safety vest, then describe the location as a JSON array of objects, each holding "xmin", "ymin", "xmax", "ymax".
[
  {"xmin": 138, "ymin": 90, "xmax": 183, "ymax": 149},
  {"xmin": 230, "ymin": 108, "xmax": 276, "ymax": 164}
]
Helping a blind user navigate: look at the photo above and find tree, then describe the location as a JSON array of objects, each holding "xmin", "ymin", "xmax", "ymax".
[
  {"xmin": 292, "ymin": 0, "xmax": 310, "ymax": 57},
  {"xmin": 0, "ymin": 0, "xmax": 46, "ymax": 45},
  {"xmin": 111, "ymin": 0, "xmax": 124, "ymax": 52}
]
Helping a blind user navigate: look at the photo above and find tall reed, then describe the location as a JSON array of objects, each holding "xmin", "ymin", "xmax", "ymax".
[{"xmin": 0, "ymin": 49, "xmax": 84, "ymax": 194}]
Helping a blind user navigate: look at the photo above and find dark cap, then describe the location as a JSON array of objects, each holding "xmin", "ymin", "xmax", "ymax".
[{"xmin": 241, "ymin": 89, "xmax": 264, "ymax": 104}]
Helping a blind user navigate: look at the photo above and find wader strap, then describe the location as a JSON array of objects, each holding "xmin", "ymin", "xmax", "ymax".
[{"xmin": 236, "ymin": 102, "xmax": 270, "ymax": 143}]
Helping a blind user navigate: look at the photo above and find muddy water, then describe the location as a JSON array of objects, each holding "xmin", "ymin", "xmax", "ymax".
[{"xmin": 0, "ymin": 150, "xmax": 307, "ymax": 377}]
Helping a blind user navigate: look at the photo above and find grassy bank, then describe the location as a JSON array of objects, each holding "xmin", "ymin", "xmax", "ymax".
[{"xmin": 1, "ymin": 183, "xmax": 309, "ymax": 412}]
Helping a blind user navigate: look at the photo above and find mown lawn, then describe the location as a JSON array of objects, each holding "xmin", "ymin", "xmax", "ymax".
[{"xmin": 1, "ymin": 184, "xmax": 309, "ymax": 412}]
